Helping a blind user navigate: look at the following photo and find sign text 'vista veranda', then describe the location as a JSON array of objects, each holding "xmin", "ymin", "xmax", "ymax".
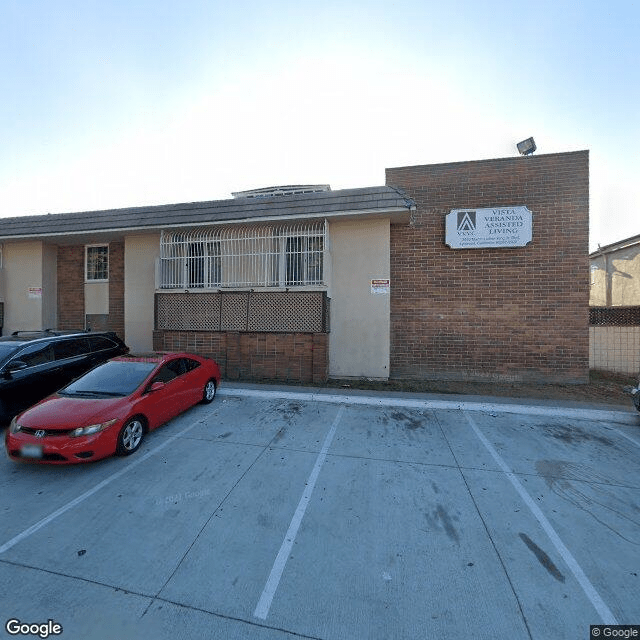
[{"xmin": 445, "ymin": 206, "xmax": 532, "ymax": 249}]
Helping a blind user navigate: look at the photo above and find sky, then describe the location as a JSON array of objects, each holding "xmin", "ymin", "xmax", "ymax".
[{"xmin": 1, "ymin": 0, "xmax": 638, "ymax": 251}]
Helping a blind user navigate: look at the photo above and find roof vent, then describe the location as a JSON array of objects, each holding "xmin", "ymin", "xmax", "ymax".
[{"xmin": 232, "ymin": 185, "xmax": 331, "ymax": 199}]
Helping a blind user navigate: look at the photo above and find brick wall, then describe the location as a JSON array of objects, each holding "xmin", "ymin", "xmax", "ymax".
[
  {"xmin": 153, "ymin": 330, "xmax": 329, "ymax": 384},
  {"xmin": 57, "ymin": 246, "xmax": 85, "ymax": 331},
  {"xmin": 107, "ymin": 242, "xmax": 125, "ymax": 339},
  {"xmin": 386, "ymin": 151, "xmax": 589, "ymax": 384},
  {"xmin": 57, "ymin": 242, "xmax": 125, "ymax": 339}
]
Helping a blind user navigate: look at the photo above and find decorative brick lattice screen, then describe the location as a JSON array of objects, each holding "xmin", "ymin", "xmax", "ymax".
[
  {"xmin": 247, "ymin": 292, "xmax": 326, "ymax": 332},
  {"xmin": 156, "ymin": 293, "xmax": 222, "ymax": 331},
  {"xmin": 155, "ymin": 291, "xmax": 328, "ymax": 333},
  {"xmin": 590, "ymin": 306, "xmax": 640, "ymax": 326}
]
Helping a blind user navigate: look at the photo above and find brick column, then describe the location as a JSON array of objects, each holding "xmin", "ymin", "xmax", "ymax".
[
  {"xmin": 57, "ymin": 246, "xmax": 85, "ymax": 331},
  {"xmin": 108, "ymin": 242, "xmax": 125, "ymax": 339}
]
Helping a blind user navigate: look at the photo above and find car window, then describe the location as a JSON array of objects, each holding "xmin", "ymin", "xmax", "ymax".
[
  {"xmin": 0, "ymin": 343, "xmax": 21, "ymax": 365},
  {"xmin": 184, "ymin": 358, "xmax": 201, "ymax": 372},
  {"xmin": 153, "ymin": 359, "xmax": 187, "ymax": 383},
  {"xmin": 12, "ymin": 343, "xmax": 54, "ymax": 367},
  {"xmin": 88, "ymin": 335, "xmax": 117, "ymax": 352},
  {"xmin": 53, "ymin": 338, "xmax": 91, "ymax": 360}
]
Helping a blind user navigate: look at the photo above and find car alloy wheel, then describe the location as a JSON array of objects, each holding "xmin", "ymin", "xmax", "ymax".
[
  {"xmin": 201, "ymin": 379, "xmax": 217, "ymax": 404},
  {"xmin": 116, "ymin": 418, "xmax": 144, "ymax": 455}
]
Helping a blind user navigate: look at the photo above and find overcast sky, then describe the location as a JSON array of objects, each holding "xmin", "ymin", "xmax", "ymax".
[{"xmin": 1, "ymin": 0, "xmax": 638, "ymax": 251}]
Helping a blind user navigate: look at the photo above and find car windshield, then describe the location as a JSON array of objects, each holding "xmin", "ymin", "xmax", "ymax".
[{"xmin": 60, "ymin": 360, "xmax": 158, "ymax": 397}]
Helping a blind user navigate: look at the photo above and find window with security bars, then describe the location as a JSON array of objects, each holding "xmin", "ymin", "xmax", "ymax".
[
  {"xmin": 85, "ymin": 245, "xmax": 109, "ymax": 281},
  {"xmin": 186, "ymin": 241, "xmax": 221, "ymax": 288},
  {"xmin": 159, "ymin": 222, "xmax": 326, "ymax": 289},
  {"xmin": 285, "ymin": 235, "xmax": 324, "ymax": 286}
]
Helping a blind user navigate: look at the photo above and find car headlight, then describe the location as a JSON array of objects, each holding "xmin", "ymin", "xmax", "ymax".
[
  {"xmin": 70, "ymin": 418, "xmax": 118, "ymax": 438},
  {"xmin": 9, "ymin": 417, "xmax": 22, "ymax": 434}
]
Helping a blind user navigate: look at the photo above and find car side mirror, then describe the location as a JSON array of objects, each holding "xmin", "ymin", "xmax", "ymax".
[{"xmin": 149, "ymin": 381, "xmax": 165, "ymax": 393}]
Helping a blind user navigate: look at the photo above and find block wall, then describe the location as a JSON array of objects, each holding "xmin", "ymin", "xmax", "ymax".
[
  {"xmin": 153, "ymin": 330, "xmax": 329, "ymax": 384},
  {"xmin": 386, "ymin": 151, "xmax": 590, "ymax": 384},
  {"xmin": 590, "ymin": 326, "xmax": 640, "ymax": 375}
]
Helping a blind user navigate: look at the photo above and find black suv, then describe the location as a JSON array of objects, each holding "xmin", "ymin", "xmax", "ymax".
[{"xmin": 0, "ymin": 330, "xmax": 129, "ymax": 425}]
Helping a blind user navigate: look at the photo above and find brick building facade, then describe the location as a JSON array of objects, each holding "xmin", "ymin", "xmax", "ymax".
[
  {"xmin": 57, "ymin": 242, "xmax": 125, "ymax": 338},
  {"xmin": 0, "ymin": 151, "xmax": 590, "ymax": 384},
  {"xmin": 387, "ymin": 151, "xmax": 589, "ymax": 383}
]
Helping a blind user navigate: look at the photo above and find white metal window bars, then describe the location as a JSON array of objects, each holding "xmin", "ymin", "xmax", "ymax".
[
  {"xmin": 159, "ymin": 221, "xmax": 327, "ymax": 289},
  {"xmin": 85, "ymin": 245, "xmax": 109, "ymax": 281}
]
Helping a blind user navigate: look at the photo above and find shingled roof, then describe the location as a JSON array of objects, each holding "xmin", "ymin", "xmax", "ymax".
[{"xmin": 0, "ymin": 186, "xmax": 415, "ymax": 241}]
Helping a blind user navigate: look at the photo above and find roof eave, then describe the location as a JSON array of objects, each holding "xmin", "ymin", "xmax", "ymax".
[
  {"xmin": 589, "ymin": 233, "xmax": 640, "ymax": 257},
  {"xmin": 0, "ymin": 206, "xmax": 414, "ymax": 243}
]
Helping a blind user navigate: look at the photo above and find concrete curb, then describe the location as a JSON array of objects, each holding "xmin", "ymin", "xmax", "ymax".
[{"xmin": 219, "ymin": 386, "xmax": 640, "ymax": 426}]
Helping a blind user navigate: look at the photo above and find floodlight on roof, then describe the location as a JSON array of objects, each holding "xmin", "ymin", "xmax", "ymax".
[{"xmin": 517, "ymin": 137, "xmax": 536, "ymax": 156}]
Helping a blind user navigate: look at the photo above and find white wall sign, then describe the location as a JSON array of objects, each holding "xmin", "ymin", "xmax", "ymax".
[
  {"xmin": 445, "ymin": 206, "xmax": 532, "ymax": 249},
  {"xmin": 371, "ymin": 279, "xmax": 390, "ymax": 295},
  {"xmin": 27, "ymin": 287, "xmax": 42, "ymax": 299}
]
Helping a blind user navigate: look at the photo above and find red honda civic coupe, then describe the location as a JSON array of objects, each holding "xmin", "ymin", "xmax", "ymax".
[{"xmin": 5, "ymin": 353, "xmax": 221, "ymax": 464}]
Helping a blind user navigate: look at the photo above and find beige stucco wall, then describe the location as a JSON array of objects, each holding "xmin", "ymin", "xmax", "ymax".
[
  {"xmin": 0, "ymin": 246, "xmax": 6, "ymax": 328},
  {"xmin": 590, "ymin": 244, "xmax": 640, "ymax": 306},
  {"xmin": 42, "ymin": 244, "xmax": 57, "ymax": 329},
  {"xmin": 125, "ymin": 233, "xmax": 160, "ymax": 352},
  {"xmin": 328, "ymin": 218, "xmax": 390, "ymax": 379},
  {"xmin": 1, "ymin": 241, "xmax": 52, "ymax": 333}
]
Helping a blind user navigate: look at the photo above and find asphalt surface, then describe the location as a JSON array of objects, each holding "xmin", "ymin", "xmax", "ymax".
[{"xmin": 0, "ymin": 384, "xmax": 639, "ymax": 640}]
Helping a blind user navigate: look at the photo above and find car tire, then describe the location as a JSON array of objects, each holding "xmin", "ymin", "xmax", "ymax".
[
  {"xmin": 201, "ymin": 379, "xmax": 217, "ymax": 404},
  {"xmin": 116, "ymin": 418, "xmax": 145, "ymax": 456}
]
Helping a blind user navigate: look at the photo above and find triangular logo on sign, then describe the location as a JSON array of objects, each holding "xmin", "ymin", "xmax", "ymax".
[{"xmin": 457, "ymin": 211, "xmax": 476, "ymax": 231}]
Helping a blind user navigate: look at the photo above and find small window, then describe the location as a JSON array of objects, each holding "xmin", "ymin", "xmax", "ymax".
[{"xmin": 86, "ymin": 245, "xmax": 109, "ymax": 281}]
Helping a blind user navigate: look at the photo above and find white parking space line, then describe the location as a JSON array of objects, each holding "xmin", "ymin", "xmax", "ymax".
[
  {"xmin": 0, "ymin": 411, "xmax": 214, "ymax": 555},
  {"xmin": 254, "ymin": 405, "xmax": 345, "ymax": 621},
  {"xmin": 463, "ymin": 411, "xmax": 618, "ymax": 625},
  {"xmin": 220, "ymin": 387, "xmax": 638, "ymax": 425}
]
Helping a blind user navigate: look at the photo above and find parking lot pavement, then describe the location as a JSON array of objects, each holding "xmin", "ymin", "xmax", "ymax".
[{"xmin": 1, "ymin": 386, "xmax": 639, "ymax": 639}]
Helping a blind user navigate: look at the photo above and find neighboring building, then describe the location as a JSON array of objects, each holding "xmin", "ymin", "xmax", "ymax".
[
  {"xmin": 589, "ymin": 234, "xmax": 640, "ymax": 375},
  {"xmin": 590, "ymin": 234, "xmax": 640, "ymax": 306},
  {"xmin": 0, "ymin": 150, "xmax": 590, "ymax": 384}
]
